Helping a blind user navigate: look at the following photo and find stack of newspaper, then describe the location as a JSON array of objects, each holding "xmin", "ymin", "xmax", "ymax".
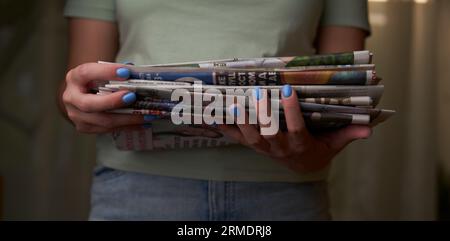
[{"xmin": 96, "ymin": 51, "xmax": 395, "ymax": 151}]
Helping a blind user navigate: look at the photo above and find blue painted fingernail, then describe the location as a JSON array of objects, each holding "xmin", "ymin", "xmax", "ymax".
[
  {"xmin": 122, "ymin": 92, "xmax": 136, "ymax": 104},
  {"xmin": 231, "ymin": 106, "xmax": 240, "ymax": 117},
  {"xmin": 122, "ymin": 61, "xmax": 134, "ymax": 65},
  {"xmin": 143, "ymin": 123, "xmax": 152, "ymax": 129},
  {"xmin": 116, "ymin": 68, "xmax": 130, "ymax": 78},
  {"xmin": 282, "ymin": 84, "xmax": 292, "ymax": 98},
  {"xmin": 253, "ymin": 86, "xmax": 263, "ymax": 101},
  {"xmin": 144, "ymin": 115, "xmax": 157, "ymax": 122}
]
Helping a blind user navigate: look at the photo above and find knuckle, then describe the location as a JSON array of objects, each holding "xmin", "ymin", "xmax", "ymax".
[
  {"xmin": 65, "ymin": 69, "xmax": 74, "ymax": 83},
  {"xmin": 62, "ymin": 91, "xmax": 72, "ymax": 105},
  {"xmin": 76, "ymin": 64, "xmax": 90, "ymax": 80},
  {"xmin": 77, "ymin": 98, "xmax": 93, "ymax": 112},
  {"xmin": 66, "ymin": 110, "xmax": 77, "ymax": 121}
]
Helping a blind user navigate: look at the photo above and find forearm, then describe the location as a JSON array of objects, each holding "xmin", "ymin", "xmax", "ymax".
[{"xmin": 315, "ymin": 26, "xmax": 367, "ymax": 54}]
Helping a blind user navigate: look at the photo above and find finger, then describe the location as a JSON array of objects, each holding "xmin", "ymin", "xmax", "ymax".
[
  {"xmin": 229, "ymin": 104, "xmax": 270, "ymax": 151},
  {"xmin": 252, "ymin": 87, "xmax": 272, "ymax": 128},
  {"xmin": 73, "ymin": 122, "xmax": 111, "ymax": 134},
  {"xmin": 76, "ymin": 122, "xmax": 149, "ymax": 134},
  {"xmin": 64, "ymin": 62, "xmax": 136, "ymax": 112},
  {"xmin": 66, "ymin": 89, "xmax": 137, "ymax": 112},
  {"xmin": 281, "ymin": 84, "xmax": 306, "ymax": 133},
  {"xmin": 281, "ymin": 84, "xmax": 310, "ymax": 146},
  {"xmin": 218, "ymin": 124, "xmax": 270, "ymax": 156},
  {"xmin": 217, "ymin": 124, "xmax": 246, "ymax": 144},
  {"xmin": 68, "ymin": 106, "xmax": 154, "ymax": 130},
  {"xmin": 89, "ymin": 122, "xmax": 155, "ymax": 134},
  {"xmin": 252, "ymin": 87, "xmax": 286, "ymax": 156},
  {"xmin": 67, "ymin": 62, "xmax": 131, "ymax": 87},
  {"xmin": 112, "ymin": 123, "xmax": 153, "ymax": 132},
  {"xmin": 320, "ymin": 125, "xmax": 372, "ymax": 152}
]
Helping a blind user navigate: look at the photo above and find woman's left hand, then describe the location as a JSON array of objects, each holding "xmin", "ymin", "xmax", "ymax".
[{"xmin": 218, "ymin": 85, "xmax": 372, "ymax": 174}]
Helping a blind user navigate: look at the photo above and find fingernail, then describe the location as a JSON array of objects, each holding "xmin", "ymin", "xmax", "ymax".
[
  {"xmin": 143, "ymin": 123, "xmax": 152, "ymax": 129},
  {"xmin": 122, "ymin": 92, "xmax": 136, "ymax": 104},
  {"xmin": 122, "ymin": 61, "xmax": 134, "ymax": 65},
  {"xmin": 229, "ymin": 105, "xmax": 240, "ymax": 117},
  {"xmin": 282, "ymin": 84, "xmax": 292, "ymax": 98},
  {"xmin": 116, "ymin": 68, "xmax": 130, "ymax": 78},
  {"xmin": 253, "ymin": 86, "xmax": 263, "ymax": 101},
  {"xmin": 144, "ymin": 115, "xmax": 158, "ymax": 122}
]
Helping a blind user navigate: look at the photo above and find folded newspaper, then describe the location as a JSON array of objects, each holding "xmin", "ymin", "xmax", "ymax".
[{"xmin": 95, "ymin": 50, "xmax": 395, "ymax": 151}]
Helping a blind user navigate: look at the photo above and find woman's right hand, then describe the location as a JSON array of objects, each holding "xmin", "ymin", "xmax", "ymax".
[{"xmin": 62, "ymin": 63, "xmax": 150, "ymax": 133}]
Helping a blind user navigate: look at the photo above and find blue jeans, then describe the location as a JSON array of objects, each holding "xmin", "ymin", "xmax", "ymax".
[{"xmin": 89, "ymin": 165, "xmax": 331, "ymax": 221}]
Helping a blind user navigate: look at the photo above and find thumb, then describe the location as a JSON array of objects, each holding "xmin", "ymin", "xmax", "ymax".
[
  {"xmin": 322, "ymin": 125, "xmax": 372, "ymax": 152},
  {"xmin": 68, "ymin": 62, "xmax": 131, "ymax": 86}
]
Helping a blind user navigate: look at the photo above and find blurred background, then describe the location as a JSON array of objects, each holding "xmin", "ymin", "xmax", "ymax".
[{"xmin": 0, "ymin": 0, "xmax": 449, "ymax": 220}]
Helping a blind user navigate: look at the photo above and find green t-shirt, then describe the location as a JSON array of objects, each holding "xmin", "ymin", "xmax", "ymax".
[{"xmin": 64, "ymin": 0, "xmax": 370, "ymax": 182}]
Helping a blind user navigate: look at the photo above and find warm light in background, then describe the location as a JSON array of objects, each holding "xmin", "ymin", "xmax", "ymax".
[
  {"xmin": 368, "ymin": 0, "xmax": 431, "ymax": 27},
  {"xmin": 368, "ymin": 0, "xmax": 429, "ymax": 4}
]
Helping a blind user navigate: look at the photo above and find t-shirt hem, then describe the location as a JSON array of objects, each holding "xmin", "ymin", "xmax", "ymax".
[
  {"xmin": 64, "ymin": 4, "xmax": 116, "ymax": 22},
  {"xmin": 98, "ymin": 158, "xmax": 329, "ymax": 183}
]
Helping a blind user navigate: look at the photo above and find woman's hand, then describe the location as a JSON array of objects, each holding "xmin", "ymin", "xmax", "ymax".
[
  {"xmin": 62, "ymin": 63, "xmax": 150, "ymax": 133},
  {"xmin": 219, "ymin": 85, "xmax": 372, "ymax": 174}
]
